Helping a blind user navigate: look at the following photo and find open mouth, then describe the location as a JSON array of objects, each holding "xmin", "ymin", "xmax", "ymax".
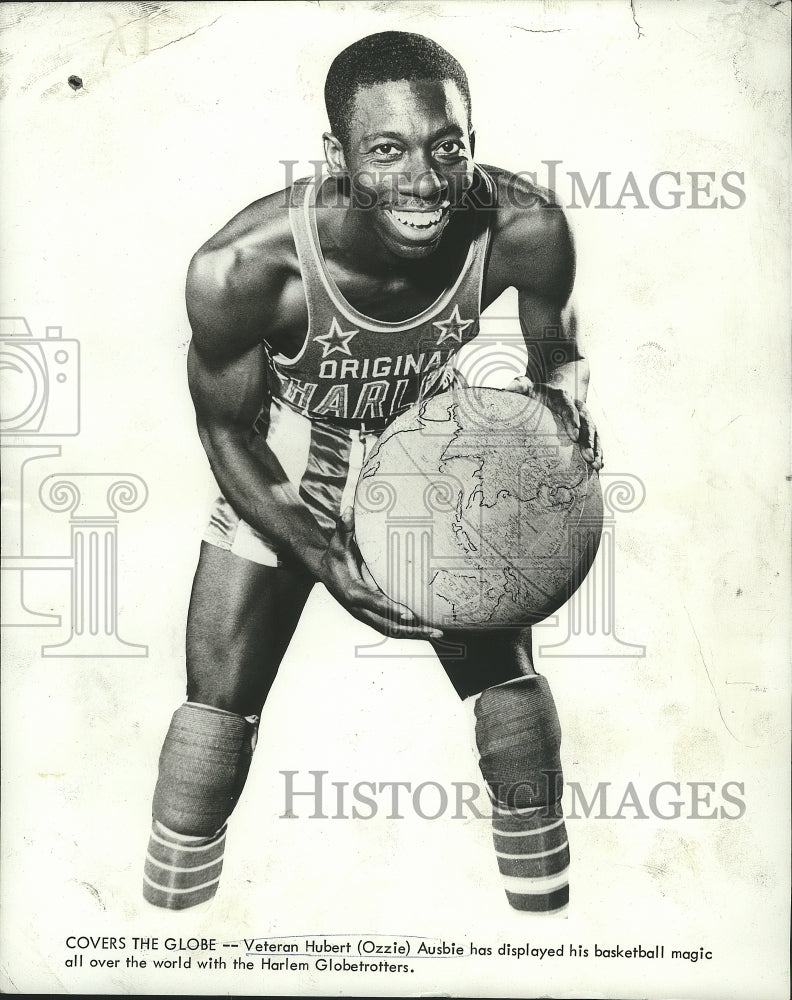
[{"xmin": 384, "ymin": 205, "xmax": 449, "ymax": 241}]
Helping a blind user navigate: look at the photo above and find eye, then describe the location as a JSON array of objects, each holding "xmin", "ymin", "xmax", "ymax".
[
  {"xmin": 371, "ymin": 143, "xmax": 401, "ymax": 157},
  {"xmin": 435, "ymin": 139, "xmax": 464, "ymax": 157}
]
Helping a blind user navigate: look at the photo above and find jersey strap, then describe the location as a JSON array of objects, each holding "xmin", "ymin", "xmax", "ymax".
[{"xmin": 269, "ymin": 166, "xmax": 495, "ymax": 431}]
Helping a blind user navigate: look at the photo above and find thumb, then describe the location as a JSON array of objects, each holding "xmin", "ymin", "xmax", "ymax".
[
  {"xmin": 360, "ymin": 559, "xmax": 377, "ymax": 588},
  {"xmin": 542, "ymin": 390, "xmax": 579, "ymax": 441},
  {"xmin": 339, "ymin": 505, "xmax": 354, "ymax": 532}
]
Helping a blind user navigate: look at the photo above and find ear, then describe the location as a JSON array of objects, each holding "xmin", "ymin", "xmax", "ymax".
[{"xmin": 323, "ymin": 133, "xmax": 347, "ymax": 176}]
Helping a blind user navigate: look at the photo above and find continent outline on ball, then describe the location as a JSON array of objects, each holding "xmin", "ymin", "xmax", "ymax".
[{"xmin": 354, "ymin": 386, "xmax": 603, "ymax": 630}]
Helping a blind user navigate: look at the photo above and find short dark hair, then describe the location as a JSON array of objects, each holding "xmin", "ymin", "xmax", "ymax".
[{"xmin": 324, "ymin": 31, "xmax": 472, "ymax": 149}]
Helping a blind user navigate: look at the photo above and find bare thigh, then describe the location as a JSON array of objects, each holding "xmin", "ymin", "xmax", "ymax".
[{"xmin": 185, "ymin": 542, "xmax": 314, "ymax": 715}]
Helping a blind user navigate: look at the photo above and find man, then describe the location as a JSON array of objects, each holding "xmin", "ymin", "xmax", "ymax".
[{"xmin": 142, "ymin": 30, "xmax": 603, "ymax": 915}]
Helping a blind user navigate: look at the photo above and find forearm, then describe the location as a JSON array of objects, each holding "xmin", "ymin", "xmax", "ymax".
[{"xmin": 201, "ymin": 424, "xmax": 329, "ymax": 578}]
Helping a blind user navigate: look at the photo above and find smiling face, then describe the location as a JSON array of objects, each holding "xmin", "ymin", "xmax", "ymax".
[{"xmin": 325, "ymin": 78, "xmax": 475, "ymax": 260}]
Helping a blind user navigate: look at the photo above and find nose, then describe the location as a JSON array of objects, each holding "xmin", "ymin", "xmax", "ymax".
[
  {"xmin": 414, "ymin": 164, "xmax": 444, "ymax": 201},
  {"xmin": 399, "ymin": 151, "xmax": 445, "ymax": 203}
]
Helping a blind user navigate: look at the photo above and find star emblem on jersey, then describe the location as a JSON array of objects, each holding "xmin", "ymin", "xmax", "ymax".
[
  {"xmin": 314, "ymin": 317, "xmax": 359, "ymax": 358},
  {"xmin": 433, "ymin": 304, "xmax": 473, "ymax": 345}
]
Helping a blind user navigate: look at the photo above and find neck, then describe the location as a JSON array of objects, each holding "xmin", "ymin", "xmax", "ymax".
[
  {"xmin": 331, "ymin": 207, "xmax": 427, "ymax": 278},
  {"xmin": 317, "ymin": 176, "xmax": 453, "ymax": 278}
]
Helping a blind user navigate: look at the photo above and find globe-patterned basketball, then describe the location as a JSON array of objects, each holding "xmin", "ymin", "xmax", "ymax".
[{"xmin": 354, "ymin": 387, "xmax": 603, "ymax": 629}]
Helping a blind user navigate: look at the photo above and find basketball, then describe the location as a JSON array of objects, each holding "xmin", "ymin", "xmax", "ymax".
[{"xmin": 354, "ymin": 386, "xmax": 603, "ymax": 629}]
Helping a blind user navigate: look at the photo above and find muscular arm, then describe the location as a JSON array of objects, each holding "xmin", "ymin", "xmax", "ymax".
[
  {"xmin": 515, "ymin": 204, "xmax": 588, "ymax": 401},
  {"xmin": 185, "ymin": 235, "xmax": 440, "ymax": 639},
  {"xmin": 487, "ymin": 172, "xmax": 602, "ymax": 469},
  {"xmin": 187, "ymin": 337, "xmax": 329, "ymax": 577},
  {"xmin": 184, "ymin": 221, "xmax": 332, "ymax": 575}
]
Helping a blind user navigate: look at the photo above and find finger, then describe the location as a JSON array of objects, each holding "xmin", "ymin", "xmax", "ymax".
[
  {"xmin": 351, "ymin": 581, "xmax": 417, "ymax": 624},
  {"xmin": 577, "ymin": 410, "xmax": 603, "ymax": 470},
  {"xmin": 589, "ymin": 426, "xmax": 600, "ymax": 464},
  {"xmin": 356, "ymin": 607, "xmax": 443, "ymax": 640},
  {"xmin": 359, "ymin": 561, "xmax": 416, "ymax": 622},
  {"xmin": 334, "ymin": 508, "xmax": 355, "ymax": 554},
  {"xmin": 337, "ymin": 507, "xmax": 367, "ymax": 573},
  {"xmin": 579, "ymin": 422, "xmax": 595, "ymax": 465},
  {"xmin": 576, "ymin": 404, "xmax": 600, "ymax": 463},
  {"xmin": 576, "ymin": 405, "xmax": 593, "ymax": 446},
  {"xmin": 561, "ymin": 401, "xmax": 580, "ymax": 442},
  {"xmin": 594, "ymin": 435, "xmax": 604, "ymax": 471}
]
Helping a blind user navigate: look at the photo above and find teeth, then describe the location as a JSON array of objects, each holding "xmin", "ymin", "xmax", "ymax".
[{"xmin": 387, "ymin": 208, "xmax": 444, "ymax": 230}]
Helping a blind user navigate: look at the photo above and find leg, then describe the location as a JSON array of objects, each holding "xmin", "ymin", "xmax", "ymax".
[
  {"xmin": 143, "ymin": 543, "xmax": 313, "ymax": 909},
  {"xmin": 185, "ymin": 541, "xmax": 314, "ymax": 715},
  {"xmin": 433, "ymin": 627, "xmax": 570, "ymax": 914},
  {"xmin": 431, "ymin": 626, "xmax": 536, "ymax": 700}
]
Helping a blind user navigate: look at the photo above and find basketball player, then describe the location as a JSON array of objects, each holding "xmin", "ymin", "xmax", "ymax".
[{"xmin": 143, "ymin": 31, "xmax": 603, "ymax": 915}]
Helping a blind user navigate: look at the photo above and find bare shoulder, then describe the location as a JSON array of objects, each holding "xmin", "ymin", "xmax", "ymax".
[
  {"xmin": 481, "ymin": 164, "xmax": 575, "ymax": 303},
  {"xmin": 186, "ymin": 187, "xmax": 298, "ymax": 360}
]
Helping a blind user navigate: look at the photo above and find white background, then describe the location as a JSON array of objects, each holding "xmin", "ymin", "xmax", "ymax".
[{"xmin": 1, "ymin": 1, "xmax": 789, "ymax": 996}]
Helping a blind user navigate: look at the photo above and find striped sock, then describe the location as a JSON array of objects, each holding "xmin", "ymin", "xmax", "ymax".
[
  {"xmin": 142, "ymin": 820, "xmax": 226, "ymax": 910},
  {"xmin": 490, "ymin": 799, "xmax": 570, "ymax": 913},
  {"xmin": 470, "ymin": 674, "xmax": 570, "ymax": 914},
  {"xmin": 143, "ymin": 703, "xmax": 259, "ymax": 910}
]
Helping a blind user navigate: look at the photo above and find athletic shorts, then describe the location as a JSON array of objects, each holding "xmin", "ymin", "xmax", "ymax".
[{"xmin": 202, "ymin": 396, "xmax": 382, "ymax": 567}]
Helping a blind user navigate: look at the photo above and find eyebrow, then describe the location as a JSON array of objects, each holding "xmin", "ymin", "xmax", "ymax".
[{"xmin": 359, "ymin": 125, "xmax": 465, "ymax": 146}]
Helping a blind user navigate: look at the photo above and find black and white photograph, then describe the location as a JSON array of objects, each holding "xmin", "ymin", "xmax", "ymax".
[{"xmin": 0, "ymin": 2, "xmax": 789, "ymax": 997}]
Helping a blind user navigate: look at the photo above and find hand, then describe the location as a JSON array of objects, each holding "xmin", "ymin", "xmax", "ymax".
[
  {"xmin": 319, "ymin": 507, "xmax": 444, "ymax": 641},
  {"xmin": 506, "ymin": 376, "xmax": 604, "ymax": 471}
]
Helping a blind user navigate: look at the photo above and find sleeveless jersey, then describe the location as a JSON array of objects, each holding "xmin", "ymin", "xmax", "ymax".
[
  {"xmin": 205, "ymin": 168, "xmax": 496, "ymax": 555},
  {"xmin": 264, "ymin": 167, "xmax": 495, "ymax": 432}
]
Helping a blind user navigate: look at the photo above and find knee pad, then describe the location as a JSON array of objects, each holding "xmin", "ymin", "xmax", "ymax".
[
  {"xmin": 143, "ymin": 703, "xmax": 258, "ymax": 910},
  {"xmin": 152, "ymin": 702, "xmax": 258, "ymax": 836},
  {"xmin": 474, "ymin": 673, "xmax": 563, "ymax": 812},
  {"xmin": 471, "ymin": 675, "xmax": 570, "ymax": 913}
]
